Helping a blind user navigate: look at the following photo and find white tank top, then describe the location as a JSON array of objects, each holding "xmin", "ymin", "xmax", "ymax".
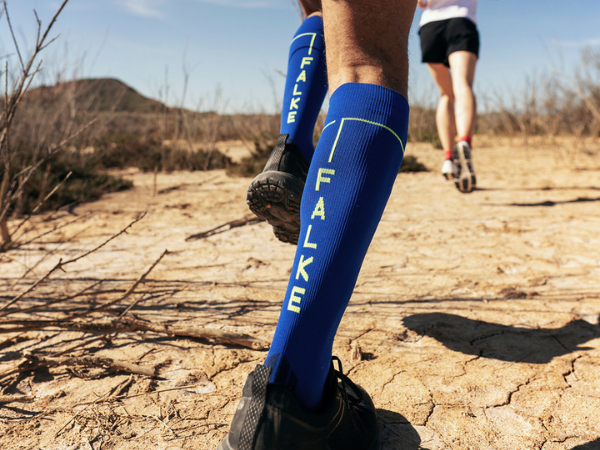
[{"xmin": 419, "ymin": 0, "xmax": 478, "ymax": 27}]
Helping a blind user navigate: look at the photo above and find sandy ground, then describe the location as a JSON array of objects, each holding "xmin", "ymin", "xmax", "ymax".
[{"xmin": 1, "ymin": 137, "xmax": 600, "ymax": 450}]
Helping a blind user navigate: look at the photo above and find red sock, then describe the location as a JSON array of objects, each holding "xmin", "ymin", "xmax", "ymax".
[
  {"xmin": 459, "ymin": 136, "xmax": 472, "ymax": 146},
  {"xmin": 444, "ymin": 149, "xmax": 452, "ymax": 160}
]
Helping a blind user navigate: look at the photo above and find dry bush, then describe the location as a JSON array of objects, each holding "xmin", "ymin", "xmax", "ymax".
[
  {"xmin": 477, "ymin": 49, "xmax": 600, "ymax": 142},
  {"xmin": 4, "ymin": 78, "xmax": 149, "ymax": 216},
  {"xmin": 1, "ymin": 0, "xmax": 78, "ymax": 250},
  {"xmin": 407, "ymin": 105, "xmax": 440, "ymax": 148},
  {"xmin": 226, "ymin": 131, "xmax": 279, "ymax": 178}
]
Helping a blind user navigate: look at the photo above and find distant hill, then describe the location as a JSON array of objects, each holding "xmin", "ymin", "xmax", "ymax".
[{"xmin": 23, "ymin": 78, "xmax": 167, "ymax": 114}]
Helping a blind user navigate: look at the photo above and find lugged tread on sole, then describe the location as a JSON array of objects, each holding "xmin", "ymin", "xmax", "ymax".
[{"xmin": 247, "ymin": 172, "xmax": 303, "ymax": 245}]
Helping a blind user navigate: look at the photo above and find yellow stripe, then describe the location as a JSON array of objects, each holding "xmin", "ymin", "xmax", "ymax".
[
  {"xmin": 328, "ymin": 118, "xmax": 405, "ymax": 163},
  {"xmin": 328, "ymin": 121, "xmax": 345, "ymax": 163},
  {"xmin": 291, "ymin": 32, "xmax": 317, "ymax": 55},
  {"xmin": 322, "ymin": 120, "xmax": 336, "ymax": 133}
]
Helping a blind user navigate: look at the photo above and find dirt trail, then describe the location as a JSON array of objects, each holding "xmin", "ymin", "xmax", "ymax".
[{"xmin": 1, "ymin": 138, "xmax": 599, "ymax": 450}]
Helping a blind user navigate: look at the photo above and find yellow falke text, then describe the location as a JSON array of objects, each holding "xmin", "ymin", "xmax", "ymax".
[{"xmin": 286, "ymin": 54, "xmax": 314, "ymax": 124}]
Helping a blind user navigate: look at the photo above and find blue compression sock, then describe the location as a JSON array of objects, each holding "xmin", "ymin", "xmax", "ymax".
[
  {"xmin": 266, "ymin": 83, "xmax": 410, "ymax": 410},
  {"xmin": 280, "ymin": 15, "xmax": 327, "ymax": 163}
]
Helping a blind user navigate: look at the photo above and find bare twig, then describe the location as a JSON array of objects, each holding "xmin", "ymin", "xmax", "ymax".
[
  {"xmin": 0, "ymin": 394, "xmax": 34, "ymax": 404},
  {"xmin": 10, "ymin": 211, "xmax": 92, "ymax": 250},
  {"xmin": 0, "ymin": 0, "xmax": 71, "ymax": 151},
  {"xmin": 3, "ymin": 1, "xmax": 25, "ymax": 70},
  {"xmin": 47, "ymin": 355, "xmax": 156, "ymax": 377},
  {"xmin": 6, "ymin": 223, "xmax": 92, "ymax": 290},
  {"xmin": 153, "ymin": 415, "xmax": 177, "ymax": 436},
  {"xmin": 52, "ymin": 334, "xmax": 107, "ymax": 358},
  {"xmin": 0, "ymin": 282, "xmax": 100, "ymax": 317},
  {"xmin": 118, "ymin": 293, "xmax": 147, "ymax": 319},
  {"xmin": 0, "ymin": 170, "xmax": 11, "ymax": 247},
  {"xmin": 72, "ymin": 248, "xmax": 169, "ymax": 318},
  {"xmin": 0, "ymin": 258, "xmax": 64, "ymax": 312},
  {"xmin": 553, "ymin": 69, "xmax": 600, "ymax": 124},
  {"xmin": 0, "ymin": 118, "xmax": 99, "ymax": 227},
  {"xmin": 75, "ymin": 383, "xmax": 205, "ymax": 406},
  {"xmin": 185, "ymin": 215, "xmax": 264, "ymax": 241},
  {"xmin": 31, "ymin": 171, "xmax": 72, "ymax": 215},
  {"xmin": 0, "ymin": 317, "xmax": 269, "ymax": 350},
  {"xmin": 55, "ymin": 403, "xmax": 94, "ymax": 438},
  {"xmin": 0, "ymin": 353, "xmax": 155, "ymax": 383},
  {"xmin": 64, "ymin": 212, "xmax": 146, "ymax": 265},
  {"xmin": 0, "ymin": 214, "xmax": 146, "ymax": 311}
]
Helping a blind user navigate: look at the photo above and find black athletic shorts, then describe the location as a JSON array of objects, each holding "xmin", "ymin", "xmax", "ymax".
[{"xmin": 419, "ymin": 17, "xmax": 480, "ymax": 67}]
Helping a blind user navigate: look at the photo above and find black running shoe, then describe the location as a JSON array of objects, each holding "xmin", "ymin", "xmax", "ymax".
[
  {"xmin": 246, "ymin": 134, "xmax": 308, "ymax": 245},
  {"xmin": 452, "ymin": 141, "xmax": 477, "ymax": 193},
  {"xmin": 217, "ymin": 357, "xmax": 381, "ymax": 450}
]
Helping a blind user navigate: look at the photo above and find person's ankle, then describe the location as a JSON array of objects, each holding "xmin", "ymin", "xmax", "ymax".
[
  {"xmin": 443, "ymin": 149, "xmax": 452, "ymax": 160},
  {"xmin": 459, "ymin": 136, "xmax": 472, "ymax": 146}
]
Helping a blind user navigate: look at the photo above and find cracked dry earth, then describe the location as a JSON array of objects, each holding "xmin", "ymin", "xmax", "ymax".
[{"xmin": 1, "ymin": 137, "xmax": 600, "ymax": 450}]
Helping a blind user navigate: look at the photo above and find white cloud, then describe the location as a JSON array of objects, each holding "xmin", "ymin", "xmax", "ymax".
[{"xmin": 120, "ymin": 0, "xmax": 167, "ymax": 18}]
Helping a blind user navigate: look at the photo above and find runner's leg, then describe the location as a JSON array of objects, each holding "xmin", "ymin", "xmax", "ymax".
[
  {"xmin": 265, "ymin": 0, "xmax": 416, "ymax": 410},
  {"xmin": 219, "ymin": 2, "xmax": 417, "ymax": 448},
  {"xmin": 280, "ymin": 1, "xmax": 327, "ymax": 161},
  {"xmin": 448, "ymin": 50, "xmax": 477, "ymax": 141},
  {"xmin": 427, "ymin": 62, "xmax": 456, "ymax": 155},
  {"xmin": 246, "ymin": 1, "xmax": 327, "ymax": 244}
]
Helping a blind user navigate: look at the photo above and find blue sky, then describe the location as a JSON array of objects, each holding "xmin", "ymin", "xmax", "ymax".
[{"xmin": 1, "ymin": 0, "xmax": 598, "ymax": 112}]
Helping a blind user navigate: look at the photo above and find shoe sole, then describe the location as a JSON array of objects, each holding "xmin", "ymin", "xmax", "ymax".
[
  {"xmin": 442, "ymin": 170, "xmax": 455, "ymax": 181},
  {"xmin": 217, "ymin": 423, "xmax": 381, "ymax": 450},
  {"xmin": 453, "ymin": 144, "xmax": 476, "ymax": 193},
  {"xmin": 218, "ymin": 427, "xmax": 381, "ymax": 450},
  {"xmin": 216, "ymin": 435, "xmax": 233, "ymax": 450},
  {"xmin": 246, "ymin": 171, "xmax": 303, "ymax": 245}
]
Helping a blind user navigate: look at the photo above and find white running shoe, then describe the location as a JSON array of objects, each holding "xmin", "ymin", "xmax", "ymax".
[
  {"xmin": 452, "ymin": 141, "xmax": 477, "ymax": 193},
  {"xmin": 441, "ymin": 158, "xmax": 458, "ymax": 180}
]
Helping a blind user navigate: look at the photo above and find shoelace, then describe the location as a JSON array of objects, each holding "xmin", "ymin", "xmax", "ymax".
[
  {"xmin": 332, "ymin": 356, "xmax": 363, "ymax": 404},
  {"xmin": 239, "ymin": 359, "xmax": 364, "ymax": 450}
]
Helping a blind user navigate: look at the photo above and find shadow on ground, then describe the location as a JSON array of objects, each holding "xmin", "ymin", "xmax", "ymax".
[
  {"xmin": 403, "ymin": 313, "xmax": 600, "ymax": 363},
  {"xmin": 378, "ymin": 409, "xmax": 423, "ymax": 450},
  {"xmin": 508, "ymin": 196, "xmax": 600, "ymax": 207},
  {"xmin": 572, "ymin": 439, "xmax": 600, "ymax": 449},
  {"xmin": 480, "ymin": 196, "xmax": 600, "ymax": 207}
]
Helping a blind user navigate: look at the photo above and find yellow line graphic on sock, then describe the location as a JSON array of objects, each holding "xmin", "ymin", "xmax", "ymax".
[
  {"xmin": 322, "ymin": 120, "xmax": 336, "ymax": 133},
  {"xmin": 291, "ymin": 32, "xmax": 318, "ymax": 55},
  {"xmin": 328, "ymin": 118, "xmax": 405, "ymax": 163}
]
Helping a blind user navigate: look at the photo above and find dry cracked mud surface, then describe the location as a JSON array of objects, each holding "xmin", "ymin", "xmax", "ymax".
[{"xmin": 1, "ymin": 137, "xmax": 599, "ymax": 449}]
